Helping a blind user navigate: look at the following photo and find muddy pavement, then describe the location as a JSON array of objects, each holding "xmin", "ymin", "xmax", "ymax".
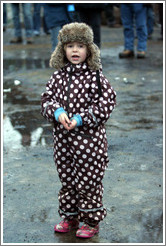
[{"xmin": 3, "ymin": 26, "xmax": 163, "ymax": 244}]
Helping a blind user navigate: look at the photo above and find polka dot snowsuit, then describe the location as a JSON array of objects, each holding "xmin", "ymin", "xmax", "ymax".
[{"xmin": 41, "ymin": 62, "xmax": 116, "ymax": 226}]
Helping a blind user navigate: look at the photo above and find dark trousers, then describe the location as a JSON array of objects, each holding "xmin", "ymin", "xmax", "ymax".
[
  {"xmin": 78, "ymin": 10, "xmax": 101, "ymax": 48},
  {"xmin": 158, "ymin": 3, "xmax": 163, "ymax": 37}
]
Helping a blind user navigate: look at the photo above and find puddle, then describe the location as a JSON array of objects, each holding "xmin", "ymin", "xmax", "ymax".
[
  {"xmin": 3, "ymin": 58, "xmax": 49, "ymax": 74},
  {"xmin": 3, "ymin": 76, "xmax": 53, "ymax": 150},
  {"xmin": 3, "ymin": 84, "xmax": 39, "ymax": 105},
  {"xmin": 3, "ymin": 112, "xmax": 53, "ymax": 150}
]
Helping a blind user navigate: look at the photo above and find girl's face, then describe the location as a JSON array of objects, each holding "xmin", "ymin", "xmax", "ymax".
[{"xmin": 65, "ymin": 42, "xmax": 88, "ymax": 65}]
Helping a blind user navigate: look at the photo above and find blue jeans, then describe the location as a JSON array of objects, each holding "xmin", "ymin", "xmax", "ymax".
[
  {"xmin": 50, "ymin": 26, "xmax": 61, "ymax": 51},
  {"xmin": 11, "ymin": 3, "xmax": 33, "ymax": 38},
  {"xmin": 33, "ymin": 3, "xmax": 41, "ymax": 32},
  {"xmin": 121, "ymin": 3, "xmax": 147, "ymax": 51}
]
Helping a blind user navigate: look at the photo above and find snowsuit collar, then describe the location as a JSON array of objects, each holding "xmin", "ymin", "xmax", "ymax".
[{"xmin": 62, "ymin": 62, "xmax": 89, "ymax": 74}]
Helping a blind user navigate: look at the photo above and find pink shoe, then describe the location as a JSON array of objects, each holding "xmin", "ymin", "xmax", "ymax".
[
  {"xmin": 76, "ymin": 224, "xmax": 99, "ymax": 238},
  {"xmin": 54, "ymin": 219, "xmax": 79, "ymax": 233}
]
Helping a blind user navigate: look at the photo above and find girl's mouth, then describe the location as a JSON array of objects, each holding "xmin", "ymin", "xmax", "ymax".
[{"xmin": 72, "ymin": 55, "xmax": 80, "ymax": 61}]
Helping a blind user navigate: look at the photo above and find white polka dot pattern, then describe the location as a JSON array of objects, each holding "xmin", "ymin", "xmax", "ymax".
[{"xmin": 41, "ymin": 62, "xmax": 116, "ymax": 225}]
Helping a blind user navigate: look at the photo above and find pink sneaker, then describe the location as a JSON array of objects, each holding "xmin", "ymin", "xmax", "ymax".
[
  {"xmin": 76, "ymin": 224, "xmax": 99, "ymax": 238},
  {"xmin": 54, "ymin": 219, "xmax": 79, "ymax": 233}
]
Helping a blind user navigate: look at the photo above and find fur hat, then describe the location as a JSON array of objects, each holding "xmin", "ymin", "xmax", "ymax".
[{"xmin": 49, "ymin": 22, "xmax": 101, "ymax": 71}]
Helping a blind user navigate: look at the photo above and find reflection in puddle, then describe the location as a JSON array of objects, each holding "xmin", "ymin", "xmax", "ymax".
[
  {"xmin": 3, "ymin": 78, "xmax": 53, "ymax": 151},
  {"xmin": 3, "ymin": 114, "xmax": 52, "ymax": 151},
  {"xmin": 31, "ymin": 127, "xmax": 45, "ymax": 147},
  {"xmin": 3, "ymin": 116, "xmax": 22, "ymax": 150},
  {"xmin": 3, "ymin": 58, "xmax": 49, "ymax": 74}
]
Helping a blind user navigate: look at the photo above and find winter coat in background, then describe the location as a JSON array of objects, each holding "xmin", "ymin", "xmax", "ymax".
[{"xmin": 43, "ymin": 3, "xmax": 70, "ymax": 30}]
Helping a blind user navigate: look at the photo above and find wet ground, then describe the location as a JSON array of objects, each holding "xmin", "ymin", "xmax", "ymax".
[{"xmin": 3, "ymin": 26, "xmax": 164, "ymax": 244}]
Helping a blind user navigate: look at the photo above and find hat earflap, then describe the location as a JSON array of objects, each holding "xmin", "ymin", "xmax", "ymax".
[
  {"xmin": 87, "ymin": 43, "xmax": 101, "ymax": 71},
  {"xmin": 49, "ymin": 42, "xmax": 67, "ymax": 70}
]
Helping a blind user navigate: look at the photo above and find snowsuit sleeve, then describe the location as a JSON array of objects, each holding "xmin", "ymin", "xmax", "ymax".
[
  {"xmin": 80, "ymin": 71, "xmax": 116, "ymax": 127},
  {"xmin": 41, "ymin": 73, "xmax": 62, "ymax": 123}
]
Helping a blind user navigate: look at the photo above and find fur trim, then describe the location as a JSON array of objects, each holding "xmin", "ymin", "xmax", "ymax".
[{"xmin": 49, "ymin": 22, "xmax": 100, "ymax": 71}]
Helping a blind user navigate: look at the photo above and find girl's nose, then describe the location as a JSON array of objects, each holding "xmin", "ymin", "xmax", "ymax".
[{"xmin": 73, "ymin": 45, "xmax": 78, "ymax": 52}]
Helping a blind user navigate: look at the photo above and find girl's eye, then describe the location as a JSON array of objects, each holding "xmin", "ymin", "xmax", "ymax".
[{"xmin": 67, "ymin": 44, "xmax": 73, "ymax": 48}]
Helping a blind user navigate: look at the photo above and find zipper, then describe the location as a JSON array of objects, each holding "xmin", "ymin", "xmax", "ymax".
[
  {"xmin": 56, "ymin": 68, "xmax": 93, "ymax": 140},
  {"xmin": 66, "ymin": 72, "xmax": 72, "ymax": 113}
]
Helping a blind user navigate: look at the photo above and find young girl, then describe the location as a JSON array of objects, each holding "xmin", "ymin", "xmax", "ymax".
[{"xmin": 41, "ymin": 22, "xmax": 116, "ymax": 238}]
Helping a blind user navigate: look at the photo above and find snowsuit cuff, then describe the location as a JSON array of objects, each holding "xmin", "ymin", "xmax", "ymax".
[
  {"xmin": 54, "ymin": 107, "xmax": 67, "ymax": 122},
  {"xmin": 71, "ymin": 114, "xmax": 83, "ymax": 127}
]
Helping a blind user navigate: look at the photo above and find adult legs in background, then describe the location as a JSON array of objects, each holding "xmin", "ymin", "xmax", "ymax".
[
  {"xmin": 78, "ymin": 10, "xmax": 101, "ymax": 48},
  {"xmin": 33, "ymin": 3, "xmax": 41, "ymax": 35},
  {"xmin": 3, "ymin": 3, "xmax": 7, "ymax": 31},
  {"xmin": 105, "ymin": 4, "xmax": 115, "ymax": 27},
  {"xmin": 50, "ymin": 26, "xmax": 61, "ymax": 51},
  {"xmin": 119, "ymin": 4, "xmax": 135, "ymax": 58},
  {"xmin": 10, "ymin": 3, "xmax": 33, "ymax": 43},
  {"xmin": 22, "ymin": 3, "xmax": 33, "ymax": 40},
  {"xmin": 11, "ymin": 3, "xmax": 22, "ymax": 39},
  {"xmin": 158, "ymin": 3, "xmax": 163, "ymax": 40},
  {"xmin": 119, "ymin": 3, "xmax": 147, "ymax": 58},
  {"xmin": 120, "ymin": 4, "xmax": 134, "ymax": 52},
  {"xmin": 133, "ymin": 3, "xmax": 147, "ymax": 53}
]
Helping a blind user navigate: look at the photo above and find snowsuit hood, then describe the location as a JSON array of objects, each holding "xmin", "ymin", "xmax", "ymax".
[{"xmin": 49, "ymin": 22, "xmax": 101, "ymax": 71}]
